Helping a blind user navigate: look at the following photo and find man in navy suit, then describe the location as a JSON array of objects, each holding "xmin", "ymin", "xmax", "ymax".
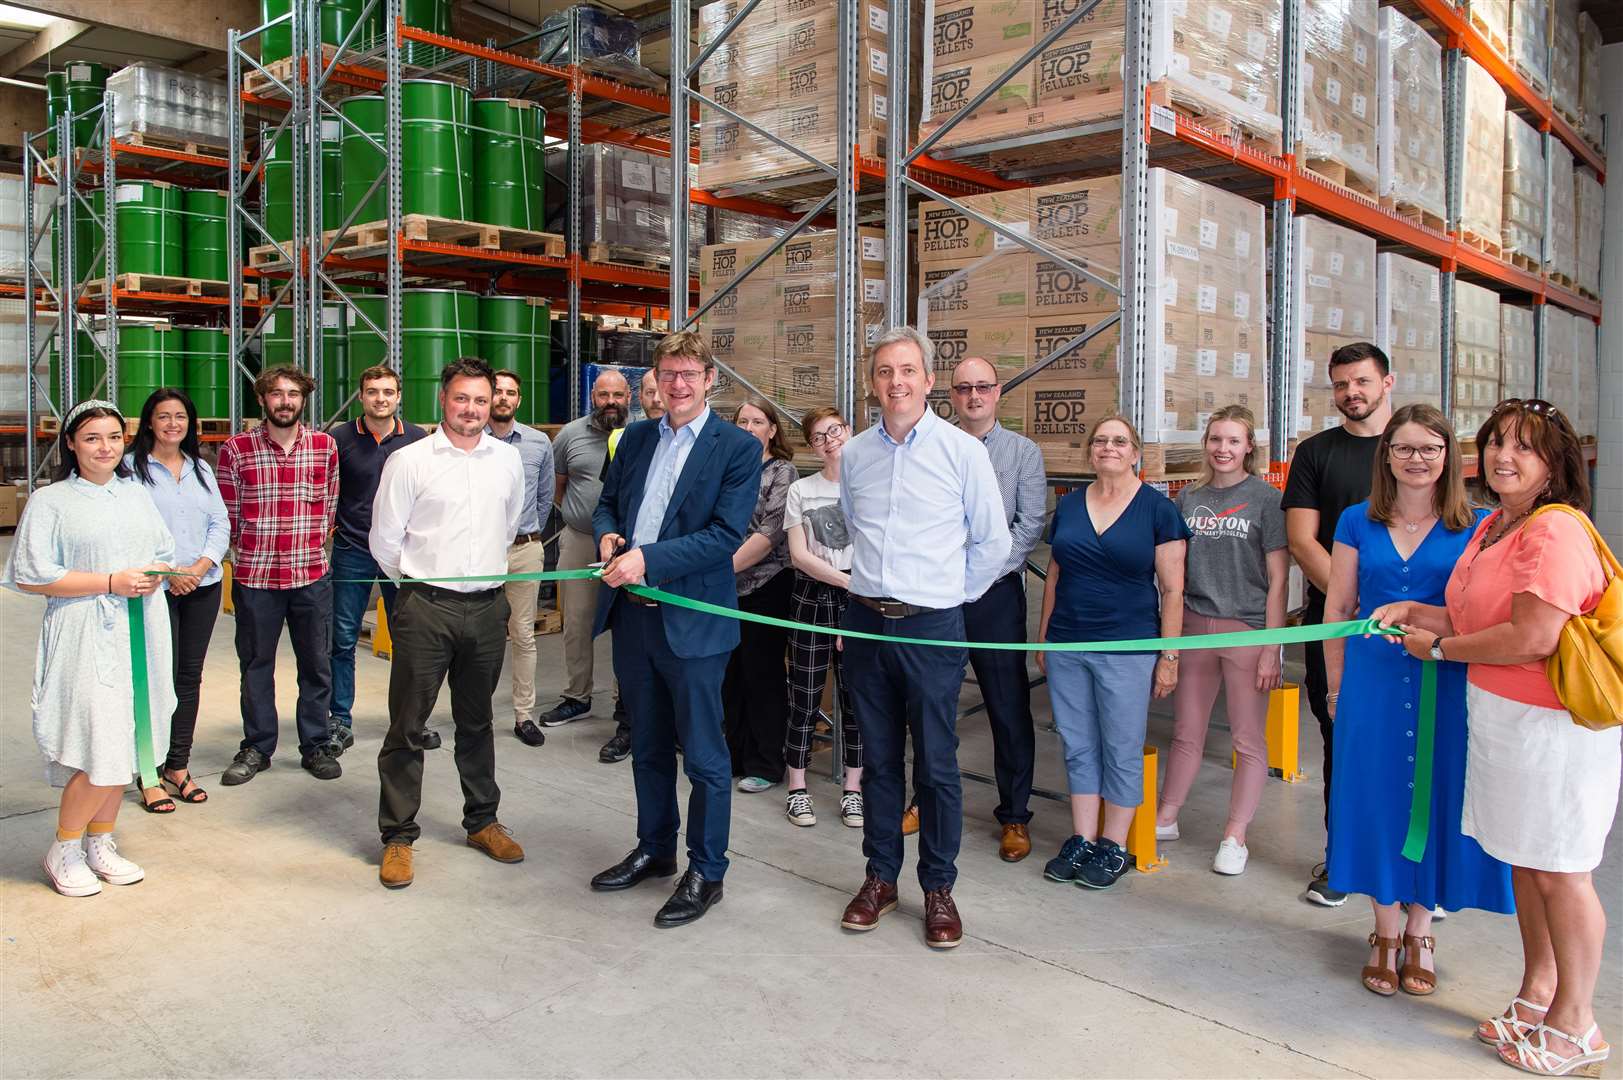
[{"xmin": 589, "ymin": 329, "xmax": 763, "ymax": 928}]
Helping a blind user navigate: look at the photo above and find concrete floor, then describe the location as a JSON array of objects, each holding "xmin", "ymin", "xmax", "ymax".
[{"xmin": 1, "ymin": 539, "xmax": 1619, "ymax": 1079}]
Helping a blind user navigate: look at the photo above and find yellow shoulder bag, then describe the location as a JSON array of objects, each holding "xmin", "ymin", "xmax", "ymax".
[{"xmin": 1529, "ymin": 504, "xmax": 1623, "ymax": 731}]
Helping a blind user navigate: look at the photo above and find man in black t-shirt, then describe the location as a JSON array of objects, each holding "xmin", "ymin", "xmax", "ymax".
[{"xmin": 1280, "ymin": 341, "xmax": 1394, "ymax": 908}]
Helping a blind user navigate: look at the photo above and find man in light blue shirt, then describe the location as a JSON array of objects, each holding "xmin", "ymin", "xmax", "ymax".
[{"xmin": 836, "ymin": 326, "xmax": 1010, "ymax": 951}]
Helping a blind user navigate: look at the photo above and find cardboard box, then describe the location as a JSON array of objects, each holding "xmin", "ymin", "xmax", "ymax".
[
  {"xmin": 1036, "ymin": 29, "xmax": 1125, "ymax": 103},
  {"xmin": 925, "ymin": 49, "xmax": 1038, "ymax": 126},
  {"xmin": 1027, "ymin": 255, "xmax": 1117, "ymax": 317},
  {"xmin": 928, "ymin": 0, "xmax": 1038, "ymax": 65},
  {"xmin": 1023, "ymin": 376, "xmax": 1120, "ymax": 444},
  {"xmin": 917, "ymin": 190, "xmax": 1032, "ymax": 262},
  {"xmin": 1029, "ymin": 177, "xmax": 1123, "ymax": 259},
  {"xmin": 1025, "ymin": 318, "xmax": 1119, "ymax": 382},
  {"xmin": 919, "ymin": 255, "xmax": 1031, "ymax": 320}
]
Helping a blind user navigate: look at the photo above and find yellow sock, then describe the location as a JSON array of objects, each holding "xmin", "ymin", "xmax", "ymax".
[
  {"xmin": 86, "ymin": 821, "xmax": 115, "ymax": 835},
  {"xmin": 56, "ymin": 827, "xmax": 85, "ymax": 842}
]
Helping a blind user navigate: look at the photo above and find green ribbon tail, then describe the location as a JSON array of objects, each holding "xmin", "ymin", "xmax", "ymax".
[
  {"xmin": 126, "ymin": 597, "xmax": 160, "ymax": 791},
  {"xmin": 1401, "ymin": 661, "xmax": 1439, "ymax": 864}
]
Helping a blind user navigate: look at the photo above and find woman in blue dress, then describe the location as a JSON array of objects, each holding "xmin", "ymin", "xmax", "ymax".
[{"xmin": 1322, "ymin": 403, "xmax": 1512, "ymax": 998}]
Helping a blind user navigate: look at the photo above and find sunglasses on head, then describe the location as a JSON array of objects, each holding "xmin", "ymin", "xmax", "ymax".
[{"xmin": 1494, "ymin": 398, "xmax": 1563, "ymax": 419}]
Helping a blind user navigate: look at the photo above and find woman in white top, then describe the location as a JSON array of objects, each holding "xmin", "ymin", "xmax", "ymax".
[{"xmin": 780, "ymin": 407, "xmax": 863, "ymax": 829}]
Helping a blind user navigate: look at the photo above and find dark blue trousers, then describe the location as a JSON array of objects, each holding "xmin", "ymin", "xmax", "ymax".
[
  {"xmin": 843, "ymin": 603, "xmax": 967, "ymax": 891},
  {"xmin": 963, "ymin": 572, "xmax": 1036, "ymax": 826},
  {"xmin": 611, "ymin": 600, "xmax": 732, "ymax": 881}
]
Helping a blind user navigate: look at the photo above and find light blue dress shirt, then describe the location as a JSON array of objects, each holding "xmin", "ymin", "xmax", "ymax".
[
  {"xmin": 632, "ymin": 407, "xmax": 711, "ymax": 549},
  {"xmin": 489, "ymin": 422, "xmax": 555, "ymax": 534},
  {"xmin": 839, "ymin": 406, "xmax": 1011, "ymax": 609},
  {"xmin": 127, "ymin": 453, "xmax": 231, "ymax": 588}
]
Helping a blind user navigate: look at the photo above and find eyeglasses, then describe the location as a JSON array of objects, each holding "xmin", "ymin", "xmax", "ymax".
[
  {"xmin": 1090, "ymin": 436, "xmax": 1134, "ymax": 450},
  {"xmin": 951, "ymin": 382, "xmax": 998, "ymax": 396},
  {"xmin": 1389, "ymin": 444, "xmax": 1445, "ymax": 461},
  {"xmin": 656, "ymin": 368, "xmax": 706, "ymax": 386},
  {"xmin": 809, "ymin": 423, "xmax": 847, "ymax": 447}
]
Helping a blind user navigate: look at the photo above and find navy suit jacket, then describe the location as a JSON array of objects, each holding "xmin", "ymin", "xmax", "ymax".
[{"xmin": 592, "ymin": 413, "xmax": 764, "ymax": 659}]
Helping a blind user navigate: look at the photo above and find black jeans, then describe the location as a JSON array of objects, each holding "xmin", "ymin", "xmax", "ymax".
[
  {"xmin": 234, "ymin": 577, "xmax": 333, "ymax": 759},
  {"xmin": 722, "ymin": 568, "xmax": 793, "ymax": 782},
  {"xmin": 963, "ymin": 572, "xmax": 1036, "ymax": 826},
  {"xmin": 165, "ymin": 581, "xmax": 222, "ymax": 773},
  {"xmin": 378, "ymin": 584, "xmax": 509, "ymax": 845},
  {"xmin": 1302, "ymin": 592, "xmax": 1333, "ymax": 832}
]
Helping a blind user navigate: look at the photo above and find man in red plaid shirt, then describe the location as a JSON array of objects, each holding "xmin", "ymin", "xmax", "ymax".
[{"xmin": 216, "ymin": 366, "xmax": 342, "ymax": 786}]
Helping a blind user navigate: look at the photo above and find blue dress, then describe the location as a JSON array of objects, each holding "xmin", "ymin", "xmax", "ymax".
[{"xmin": 1326, "ymin": 502, "xmax": 1513, "ymax": 913}]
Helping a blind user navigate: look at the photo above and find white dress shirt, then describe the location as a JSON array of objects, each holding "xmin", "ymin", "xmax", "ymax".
[
  {"xmin": 631, "ymin": 407, "xmax": 711, "ymax": 549},
  {"xmin": 369, "ymin": 428, "xmax": 525, "ymax": 592}
]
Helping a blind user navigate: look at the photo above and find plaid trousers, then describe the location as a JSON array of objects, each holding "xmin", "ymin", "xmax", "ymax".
[{"xmin": 783, "ymin": 573, "xmax": 862, "ymax": 771}]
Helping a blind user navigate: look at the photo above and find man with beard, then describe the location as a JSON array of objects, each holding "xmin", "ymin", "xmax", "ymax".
[
  {"xmin": 639, "ymin": 369, "xmax": 664, "ymax": 421},
  {"xmin": 546, "ymin": 370, "xmax": 635, "ymax": 762},
  {"xmin": 1281, "ymin": 341, "xmax": 1395, "ymax": 908},
  {"xmin": 328, "ymin": 365, "xmax": 428, "ymax": 755},
  {"xmin": 372, "ymin": 358, "xmax": 526, "ymax": 888},
  {"xmin": 217, "ymin": 367, "xmax": 342, "ymax": 785},
  {"xmin": 487, "ymin": 369, "xmax": 555, "ymax": 747}
]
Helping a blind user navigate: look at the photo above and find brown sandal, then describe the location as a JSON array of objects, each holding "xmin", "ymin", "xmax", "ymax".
[
  {"xmin": 1362, "ymin": 933, "xmax": 1401, "ymax": 996},
  {"xmin": 1400, "ymin": 934, "xmax": 1437, "ymax": 996}
]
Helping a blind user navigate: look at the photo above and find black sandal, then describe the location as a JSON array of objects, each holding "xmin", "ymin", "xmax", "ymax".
[
  {"xmin": 139, "ymin": 787, "xmax": 177, "ymax": 814},
  {"xmin": 161, "ymin": 770, "xmax": 208, "ymax": 804}
]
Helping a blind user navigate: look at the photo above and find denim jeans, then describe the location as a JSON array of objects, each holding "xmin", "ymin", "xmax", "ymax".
[{"xmin": 330, "ymin": 537, "xmax": 397, "ymax": 731}]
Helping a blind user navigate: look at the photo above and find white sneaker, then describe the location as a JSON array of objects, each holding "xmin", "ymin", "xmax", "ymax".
[
  {"xmin": 737, "ymin": 776, "xmax": 777, "ymax": 794},
  {"xmin": 785, "ymin": 789, "xmax": 816, "ymax": 827},
  {"xmin": 43, "ymin": 839, "xmax": 101, "ymax": 896},
  {"xmin": 1156, "ymin": 821, "xmax": 1179, "ymax": 841},
  {"xmin": 1212, "ymin": 836, "xmax": 1249, "ymax": 876},
  {"xmin": 83, "ymin": 833, "xmax": 144, "ymax": 885}
]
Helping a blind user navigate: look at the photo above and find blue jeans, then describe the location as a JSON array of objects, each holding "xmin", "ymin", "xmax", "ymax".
[
  {"xmin": 329, "ymin": 538, "xmax": 397, "ymax": 730},
  {"xmin": 1046, "ymin": 650, "xmax": 1157, "ymax": 807}
]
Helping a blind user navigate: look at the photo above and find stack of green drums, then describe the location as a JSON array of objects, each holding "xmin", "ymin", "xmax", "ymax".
[
  {"xmin": 478, "ymin": 296, "xmax": 550, "ymax": 424},
  {"xmin": 113, "ymin": 324, "xmax": 186, "ymax": 417},
  {"xmin": 470, "ymin": 99, "xmax": 545, "ymax": 231},
  {"xmin": 263, "ymin": 131, "xmax": 294, "ymax": 243},
  {"xmin": 264, "ymin": 302, "xmax": 350, "ymax": 422},
  {"xmin": 341, "ymin": 79, "xmax": 471, "ymax": 224},
  {"xmin": 350, "ymin": 288, "xmax": 476, "ymax": 424},
  {"xmin": 90, "ymin": 181, "xmax": 184, "ymax": 276},
  {"xmin": 182, "ymin": 328, "xmax": 231, "ymax": 417},
  {"xmin": 182, "ymin": 190, "xmax": 230, "ymax": 280},
  {"xmin": 258, "ymin": 0, "xmax": 368, "ymax": 64}
]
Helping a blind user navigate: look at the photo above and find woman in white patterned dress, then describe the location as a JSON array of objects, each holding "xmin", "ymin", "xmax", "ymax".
[{"xmin": 2, "ymin": 401, "xmax": 177, "ymax": 896}]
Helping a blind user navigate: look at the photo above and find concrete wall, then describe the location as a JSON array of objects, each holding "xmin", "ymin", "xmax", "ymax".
[
  {"xmin": 1599, "ymin": 44, "xmax": 1622, "ymax": 548},
  {"xmin": 0, "ymin": 84, "xmax": 46, "ymax": 152}
]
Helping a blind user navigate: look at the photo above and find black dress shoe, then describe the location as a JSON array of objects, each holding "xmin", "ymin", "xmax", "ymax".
[
  {"xmin": 421, "ymin": 729, "xmax": 442, "ymax": 750},
  {"xmin": 514, "ymin": 720, "xmax": 546, "ymax": 747},
  {"xmin": 598, "ymin": 732, "xmax": 631, "ymax": 763},
  {"xmin": 220, "ymin": 747, "xmax": 270, "ymax": 786},
  {"xmin": 654, "ymin": 869, "xmax": 723, "ymax": 928},
  {"xmin": 590, "ymin": 848, "xmax": 678, "ymax": 891}
]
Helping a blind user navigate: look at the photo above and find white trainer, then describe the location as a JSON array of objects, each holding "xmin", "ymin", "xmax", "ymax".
[
  {"xmin": 43, "ymin": 839, "xmax": 101, "ymax": 897},
  {"xmin": 1155, "ymin": 821, "xmax": 1179, "ymax": 841},
  {"xmin": 1212, "ymin": 836, "xmax": 1249, "ymax": 876},
  {"xmin": 83, "ymin": 833, "xmax": 145, "ymax": 885}
]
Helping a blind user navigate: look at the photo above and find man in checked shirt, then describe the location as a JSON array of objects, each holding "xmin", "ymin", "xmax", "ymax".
[{"xmin": 216, "ymin": 367, "xmax": 343, "ymax": 786}]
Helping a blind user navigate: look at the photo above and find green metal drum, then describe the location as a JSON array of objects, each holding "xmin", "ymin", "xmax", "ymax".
[
  {"xmin": 63, "ymin": 61, "xmax": 108, "ymax": 149},
  {"xmin": 320, "ymin": 117, "xmax": 343, "ymax": 229},
  {"xmin": 470, "ymin": 99, "xmax": 545, "ymax": 230},
  {"xmin": 342, "ymin": 81, "xmax": 471, "ymax": 224},
  {"xmin": 91, "ymin": 181, "xmax": 184, "ymax": 277},
  {"xmin": 183, "ymin": 327, "xmax": 230, "ymax": 416},
  {"xmin": 115, "ymin": 324, "xmax": 185, "ymax": 416},
  {"xmin": 45, "ymin": 71, "xmax": 67, "ymax": 156},
  {"xmin": 182, "ymin": 190, "xmax": 229, "ymax": 280},
  {"xmin": 350, "ymin": 288, "xmax": 476, "ymax": 424},
  {"xmin": 263, "ymin": 130, "xmax": 294, "ymax": 244},
  {"xmin": 478, "ymin": 295, "xmax": 550, "ymax": 424},
  {"xmin": 263, "ymin": 302, "xmax": 349, "ymax": 420},
  {"xmin": 73, "ymin": 330, "xmax": 103, "ymax": 404},
  {"xmin": 260, "ymin": 0, "xmax": 369, "ymax": 65},
  {"xmin": 401, "ymin": 0, "xmax": 451, "ymax": 66},
  {"xmin": 339, "ymin": 96, "xmax": 384, "ymax": 224}
]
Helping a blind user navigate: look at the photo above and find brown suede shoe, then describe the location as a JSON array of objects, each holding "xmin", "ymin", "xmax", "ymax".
[
  {"xmin": 999, "ymin": 823, "xmax": 1032, "ymax": 862},
  {"xmin": 380, "ymin": 843, "xmax": 414, "ymax": 888},
  {"xmin": 839, "ymin": 874, "xmax": 898, "ymax": 931},
  {"xmin": 923, "ymin": 886, "xmax": 962, "ymax": 949},
  {"xmin": 466, "ymin": 823, "xmax": 524, "ymax": 863},
  {"xmin": 901, "ymin": 805, "xmax": 920, "ymax": 836}
]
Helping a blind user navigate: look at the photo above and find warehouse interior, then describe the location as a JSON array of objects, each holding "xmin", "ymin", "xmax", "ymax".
[{"xmin": 1, "ymin": 0, "xmax": 1621, "ymax": 1076}]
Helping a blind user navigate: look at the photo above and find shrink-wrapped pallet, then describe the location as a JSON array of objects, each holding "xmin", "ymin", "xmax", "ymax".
[
  {"xmin": 1498, "ymin": 304, "xmax": 1536, "ymax": 401},
  {"xmin": 1501, "ymin": 113, "xmax": 1545, "ymax": 264},
  {"xmin": 1461, "ymin": 59, "xmax": 1506, "ymax": 250},
  {"xmin": 1452, "ymin": 280, "xmax": 1501, "ymax": 438},
  {"xmin": 0, "ymin": 176, "xmax": 52, "ymax": 281},
  {"xmin": 1541, "ymin": 307, "xmax": 1580, "ymax": 433},
  {"xmin": 1508, "ymin": 0, "xmax": 1548, "ymax": 93},
  {"xmin": 1547, "ymin": 139, "xmax": 1576, "ymax": 285},
  {"xmin": 1550, "ymin": 0, "xmax": 1581, "ymax": 126},
  {"xmin": 1575, "ymin": 168, "xmax": 1603, "ymax": 298},
  {"xmin": 1293, "ymin": 214, "xmax": 1377, "ymax": 440},
  {"xmin": 1376, "ymin": 253, "xmax": 1442, "ymax": 410},
  {"xmin": 1571, "ymin": 314, "xmax": 1597, "ymax": 440},
  {"xmin": 1579, "ymin": 14, "xmax": 1602, "ymax": 147},
  {"xmin": 1298, "ymin": 0, "xmax": 1379, "ymax": 192},
  {"xmin": 1377, "ymin": 8, "xmax": 1445, "ymax": 222}
]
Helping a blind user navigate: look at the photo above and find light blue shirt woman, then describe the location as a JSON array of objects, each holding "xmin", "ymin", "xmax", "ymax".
[{"xmin": 126, "ymin": 453, "xmax": 230, "ymax": 588}]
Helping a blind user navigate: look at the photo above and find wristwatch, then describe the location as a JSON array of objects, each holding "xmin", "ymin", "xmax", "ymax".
[
  {"xmin": 1428, "ymin": 637, "xmax": 1447, "ymax": 662},
  {"xmin": 1160, "ymin": 651, "xmax": 1180, "ymax": 663}
]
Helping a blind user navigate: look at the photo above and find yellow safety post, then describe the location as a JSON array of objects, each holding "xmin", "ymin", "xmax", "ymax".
[
  {"xmin": 370, "ymin": 597, "xmax": 392, "ymax": 660},
  {"xmin": 1102, "ymin": 745, "xmax": 1168, "ymax": 873},
  {"xmin": 1231, "ymin": 684, "xmax": 1306, "ymax": 783},
  {"xmin": 221, "ymin": 559, "xmax": 233, "ymax": 613}
]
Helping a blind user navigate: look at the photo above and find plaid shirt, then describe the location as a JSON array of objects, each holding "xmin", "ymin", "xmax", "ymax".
[{"xmin": 217, "ymin": 423, "xmax": 340, "ymax": 590}]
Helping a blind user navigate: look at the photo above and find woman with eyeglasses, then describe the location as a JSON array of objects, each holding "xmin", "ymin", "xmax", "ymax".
[
  {"xmin": 1036, "ymin": 414, "xmax": 1189, "ymax": 891},
  {"xmin": 1322, "ymin": 403, "xmax": 1511, "ymax": 1000},
  {"xmin": 721, "ymin": 396, "xmax": 799, "ymax": 795},
  {"xmin": 779, "ymin": 406, "xmax": 864, "ymax": 828},
  {"xmin": 1370, "ymin": 399, "xmax": 1613, "ymax": 1076}
]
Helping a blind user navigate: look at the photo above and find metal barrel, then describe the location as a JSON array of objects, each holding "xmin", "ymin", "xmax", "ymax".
[
  {"xmin": 45, "ymin": 71, "xmax": 67, "ymax": 156},
  {"xmin": 260, "ymin": 0, "xmax": 368, "ymax": 64},
  {"xmin": 63, "ymin": 61, "xmax": 108, "ymax": 149},
  {"xmin": 182, "ymin": 327, "xmax": 231, "ymax": 417},
  {"xmin": 263, "ymin": 301, "xmax": 349, "ymax": 420},
  {"xmin": 182, "ymin": 189, "xmax": 229, "ymax": 280},
  {"xmin": 263, "ymin": 129, "xmax": 294, "ymax": 243},
  {"xmin": 403, "ymin": 79, "xmax": 472, "ymax": 219},
  {"xmin": 478, "ymin": 295, "xmax": 550, "ymax": 424},
  {"xmin": 470, "ymin": 98, "xmax": 545, "ymax": 231},
  {"xmin": 320, "ymin": 116, "xmax": 343, "ymax": 230},
  {"xmin": 400, "ymin": 0, "xmax": 451, "ymax": 66},
  {"xmin": 115, "ymin": 324, "xmax": 185, "ymax": 417},
  {"xmin": 92, "ymin": 181, "xmax": 184, "ymax": 276},
  {"xmin": 339, "ymin": 95, "xmax": 384, "ymax": 225},
  {"xmin": 351, "ymin": 288, "xmax": 476, "ymax": 424}
]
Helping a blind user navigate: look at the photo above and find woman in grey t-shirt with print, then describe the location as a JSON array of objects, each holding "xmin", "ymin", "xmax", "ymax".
[{"xmin": 1155, "ymin": 406, "xmax": 1288, "ymax": 876}]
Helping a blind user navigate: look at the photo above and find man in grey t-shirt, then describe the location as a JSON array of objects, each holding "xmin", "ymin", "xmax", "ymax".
[{"xmin": 543, "ymin": 370, "xmax": 632, "ymax": 761}]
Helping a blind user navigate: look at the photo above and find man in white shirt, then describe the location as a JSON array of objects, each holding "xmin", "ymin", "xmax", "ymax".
[{"xmin": 369, "ymin": 358, "xmax": 527, "ymax": 889}]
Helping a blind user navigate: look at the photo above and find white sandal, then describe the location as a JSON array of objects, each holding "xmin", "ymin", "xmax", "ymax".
[
  {"xmin": 1500, "ymin": 1021, "xmax": 1610, "ymax": 1078},
  {"xmin": 1478, "ymin": 997, "xmax": 1550, "ymax": 1046}
]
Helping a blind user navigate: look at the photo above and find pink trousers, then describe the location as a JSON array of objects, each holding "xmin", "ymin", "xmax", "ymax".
[{"xmin": 1161, "ymin": 608, "xmax": 1271, "ymax": 828}]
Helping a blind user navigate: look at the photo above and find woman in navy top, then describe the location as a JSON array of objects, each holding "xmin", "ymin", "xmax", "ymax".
[
  {"xmin": 127, "ymin": 388, "xmax": 230, "ymax": 814},
  {"xmin": 1036, "ymin": 415, "xmax": 1189, "ymax": 890}
]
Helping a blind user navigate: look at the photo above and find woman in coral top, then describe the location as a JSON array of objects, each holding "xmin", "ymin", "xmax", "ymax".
[{"xmin": 1372, "ymin": 399, "xmax": 1614, "ymax": 1079}]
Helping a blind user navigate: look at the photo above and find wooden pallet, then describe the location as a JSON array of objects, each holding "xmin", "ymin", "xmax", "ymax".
[
  {"xmin": 1508, "ymin": 251, "xmax": 1541, "ymax": 274},
  {"xmin": 1380, "ymin": 197, "xmax": 1446, "ymax": 234},
  {"xmin": 323, "ymin": 214, "xmax": 565, "ymax": 261},
  {"xmin": 1298, "ymin": 152, "xmax": 1378, "ymax": 199},
  {"xmin": 196, "ymin": 418, "xmax": 237, "ymax": 436},
  {"xmin": 586, "ymin": 243, "xmax": 669, "ymax": 270},
  {"xmin": 1151, "ymin": 81, "xmax": 1284, "ymax": 157},
  {"xmin": 1467, "ymin": 10, "xmax": 1509, "ymax": 60},
  {"xmin": 1460, "ymin": 229, "xmax": 1504, "ymax": 259},
  {"xmin": 84, "ymin": 274, "xmax": 256, "ymax": 302},
  {"xmin": 1549, "ymin": 271, "xmax": 1578, "ymax": 291},
  {"xmin": 118, "ymin": 129, "xmax": 231, "ymax": 159}
]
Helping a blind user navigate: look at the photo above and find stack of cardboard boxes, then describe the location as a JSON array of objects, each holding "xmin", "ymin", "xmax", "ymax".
[
  {"xmin": 1298, "ymin": 0, "xmax": 1379, "ymax": 191},
  {"xmin": 1461, "ymin": 58, "xmax": 1506, "ymax": 248},
  {"xmin": 1575, "ymin": 168, "xmax": 1603, "ymax": 298},
  {"xmin": 1376, "ymin": 7, "xmax": 1444, "ymax": 221},
  {"xmin": 1498, "ymin": 303, "xmax": 1535, "ymax": 401},
  {"xmin": 1293, "ymin": 214, "xmax": 1376, "ymax": 442},
  {"xmin": 1375, "ymin": 253, "xmax": 1442, "ymax": 410},
  {"xmin": 1451, "ymin": 279, "xmax": 1500, "ymax": 439},
  {"xmin": 1550, "ymin": 0, "xmax": 1581, "ymax": 127},
  {"xmin": 1507, "ymin": 0, "xmax": 1548, "ymax": 94},
  {"xmin": 1542, "ymin": 307, "xmax": 1579, "ymax": 433},
  {"xmin": 1579, "ymin": 14, "xmax": 1603, "ymax": 148},
  {"xmin": 1501, "ymin": 112, "xmax": 1545, "ymax": 264},
  {"xmin": 1547, "ymin": 140, "xmax": 1577, "ymax": 285}
]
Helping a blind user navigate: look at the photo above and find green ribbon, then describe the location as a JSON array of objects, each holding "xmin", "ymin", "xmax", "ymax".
[
  {"xmin": 1400, "ymin": 660, "xmax": 1439, "ymax": 864},
  {"xmin": 126, "ymin": 597, "xmax": 160, "ymax": 791}
]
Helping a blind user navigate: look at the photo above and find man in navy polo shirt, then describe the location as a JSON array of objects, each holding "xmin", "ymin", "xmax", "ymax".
[{"xmin": 328, "ymin": 364, "xmax": 428, "ymax": 753}]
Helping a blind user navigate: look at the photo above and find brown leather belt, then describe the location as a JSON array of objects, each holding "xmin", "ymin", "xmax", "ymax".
[
  {"xmin": 513, "ymin": 531, "xmax": 545, "ymax": 545},
  {"xmin": 852, "ymin": 595, "xmax": 943, "ymax": 619}
]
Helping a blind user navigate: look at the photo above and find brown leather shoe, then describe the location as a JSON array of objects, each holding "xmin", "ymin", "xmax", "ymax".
[
  {"xmin": 999, "ymin": 823, "xmax": 1032, "ymax": 862},
  {"xmin": 839, "ymin": 874, "xmax": 898, "ymax": 931},
  {"xmin": 466, "ymin": 822, "xmax": 524, "ymax": 863},
  {"xmin": 923, "ymin": 886, "xmax": 962, "ymax": 949},
  {"xmin": 901, "ymin": 804, "xmax": 920, "ymax": 836},
  {"xmin": 380, "ymin": 843, "xmax": 414, "ymax": 888}
]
